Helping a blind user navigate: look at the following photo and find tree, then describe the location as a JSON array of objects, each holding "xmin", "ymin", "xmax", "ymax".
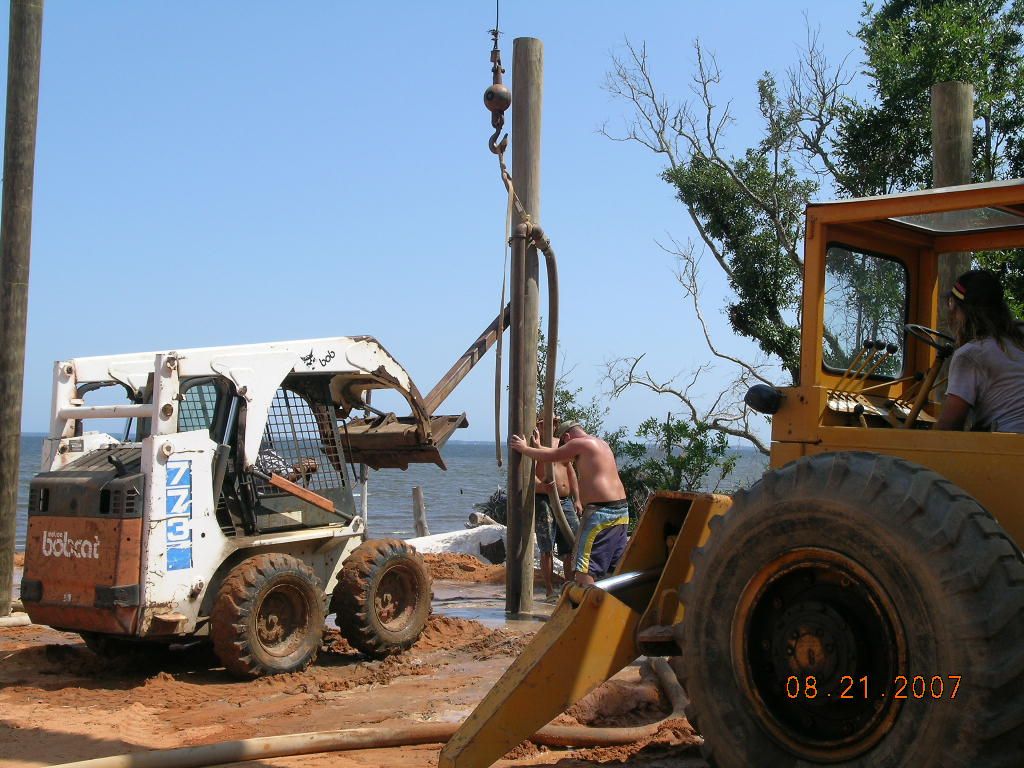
[
  {"xmin": 603, "ymin": 3, "xmax": 1024, "ymax": 450},
  {"xmin": 613, "ymin": 413, "xmax": 737, "ymax": 521},
  {"xmin": 840, "ymin": 0, "xmax": 1024, "ymax": 195},
  {"xmin": 602, "ymin": 33, "xmax": 847, "ymax": 453},
  {"xmin": 847, "ymin": 1, "xmax": 1024, "ymax": 313}
]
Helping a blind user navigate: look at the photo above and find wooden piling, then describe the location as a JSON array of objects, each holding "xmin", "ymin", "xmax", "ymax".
[
  {"xmin": 0, "ymin": 0, "xmax": 44, "ymax": 617},
  {"xmin": 932, "ymin": 81, "xmax": 974, "ymax": 325},
  {"xmin": 505, "ymin": 37, "xmax": 542, "ymax": 615},
  {"xmin": 412, "ymin": 486, "xmax": 430, "ymax": 537}
]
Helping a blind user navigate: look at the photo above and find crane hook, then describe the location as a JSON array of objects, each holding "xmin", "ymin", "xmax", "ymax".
[{"xmin": 484, "ymin": 28, "xmax": 510, "ymax": 154}]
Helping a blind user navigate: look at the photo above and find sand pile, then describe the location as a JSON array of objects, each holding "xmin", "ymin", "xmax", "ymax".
[{"xmin": 423, "ymin": 552, "xmax": 505, "ymax": 583}]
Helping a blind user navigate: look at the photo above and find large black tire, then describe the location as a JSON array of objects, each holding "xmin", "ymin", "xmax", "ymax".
[
  {"xmin": 676, "ymin": 452, "xmax": 1024, "ymax": 768},
  {"xmin": 210, "ymin": 553, "xmax": 325, "ymax": 678},
  {"xmin": 331, "ymin": 539, "xmax": 431, "ymax": 657}
]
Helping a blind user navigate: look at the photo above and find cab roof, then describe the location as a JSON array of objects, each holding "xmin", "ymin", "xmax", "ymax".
[{"xmin": 807, "ymin": 178, "xmax": 1024, "ymax": 253}]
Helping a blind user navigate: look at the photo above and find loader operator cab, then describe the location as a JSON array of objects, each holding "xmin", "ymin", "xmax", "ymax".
[
  {"xmin": 172, "ymin": 375, "xmax": 362, "ymax": 537},
  {"xmin": 752, "ymin": 178, "xmax": 1024, "ymax": 546}
]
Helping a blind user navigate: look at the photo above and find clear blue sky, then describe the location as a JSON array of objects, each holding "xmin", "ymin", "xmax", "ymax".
[{"xmin": 4, "ymin": 1, "xmax": 868, "ymax": 440}]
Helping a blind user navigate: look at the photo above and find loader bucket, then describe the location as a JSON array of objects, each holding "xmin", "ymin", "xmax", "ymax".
[
  {"xmin": 438, "ymin": 582, "xmax": 641, "ymax": 768},
  {"xmin": 439, "ymin": 491, "xmax": 732, "ymax": 768},
  {"xmin": 340, "ymin": 413, "xmax": 468, "ymax": 469}
]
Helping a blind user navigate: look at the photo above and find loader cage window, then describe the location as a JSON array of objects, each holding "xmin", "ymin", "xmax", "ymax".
[
  {"xmin": 177, "ymin": 380, "xmax": 221, "ymax": 435},
  {"xmin": 253, "ymin": 387, "xmax": 349, "ymax": 496},
  {"xmin": 823, "ymin": 245, "xmax": 908, "ymax": 378}
]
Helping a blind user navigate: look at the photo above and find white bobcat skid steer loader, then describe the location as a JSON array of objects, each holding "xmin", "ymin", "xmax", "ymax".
[{"xmin": 20, "ymin": 335, "xmax": 470, "ymax": 677}]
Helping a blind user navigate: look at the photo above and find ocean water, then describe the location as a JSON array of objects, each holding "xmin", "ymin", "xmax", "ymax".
[{"xmin": 12, "ymin": 435, "xmax": 768, "ymax": 549}]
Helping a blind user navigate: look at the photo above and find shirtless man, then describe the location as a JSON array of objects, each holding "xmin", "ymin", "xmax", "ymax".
[
  {"xmin": 511, "ymin": 421, "xmax": 628, "ymax": 585},
  {"xmin": 533, "ymin": 443, "xmax": 582, "ymax": 597}
]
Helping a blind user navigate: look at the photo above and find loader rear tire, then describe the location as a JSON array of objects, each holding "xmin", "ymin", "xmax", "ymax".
[
  {"xmin": 675, "ymin": 452, "xmax": 1024, "ymax": 768},
  {"xmin": 210, "ymin": 553, "xmax": 325, "ymax": 678},
  {"xmin": 332, "ymin": 539, "xmax": 431, "ymax": 657}
]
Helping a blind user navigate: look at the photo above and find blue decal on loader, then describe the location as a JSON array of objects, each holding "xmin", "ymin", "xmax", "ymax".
[{"xmin": 166, "ymin": 459, "xmax": 193, "ymax": 570}]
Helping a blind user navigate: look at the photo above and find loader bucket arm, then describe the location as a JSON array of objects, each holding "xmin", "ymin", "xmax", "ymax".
[
  {"xmin": 439, "ymin": 584, "xmax": 641, "ymax": 768},
  {"xmin": 439, "ymin": 491, "xmax": 732, "ymax": 768}
]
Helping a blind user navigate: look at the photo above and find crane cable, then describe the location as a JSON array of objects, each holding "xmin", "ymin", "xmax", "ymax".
[
  {"xmin": 486, "ymin": 31, "xmax": 535, "ymax": 462},
  {"xmin": 485, "ymin": 15, "xmax": 515, "ymax": 467}
]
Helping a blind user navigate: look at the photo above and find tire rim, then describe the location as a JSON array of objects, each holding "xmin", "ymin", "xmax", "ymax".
[
  {"xmin": 255, "ymin": 582, "xmax": 311, "ymax": 659},
  {"xmin": 732, "ymin": 547, "xmax": 906, "ymax": 762},
  {"xmin": 375, "ymin": 562, "xmax": 419, "ymax": 633}
]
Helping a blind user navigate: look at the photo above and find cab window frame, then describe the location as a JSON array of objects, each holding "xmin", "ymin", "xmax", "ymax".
[{"xmin": 821, "ymin": 241, "xmax": 911, "ymax": 381}]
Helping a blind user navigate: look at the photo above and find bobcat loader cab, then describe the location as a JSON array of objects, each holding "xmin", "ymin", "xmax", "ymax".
[
  {"xmin": 21, "ymin": 335, "xmax": 467, "ymax": 677},
  {"xmin": 442, "ymin": 180, "xmax": 1024, "ymax": 768}
]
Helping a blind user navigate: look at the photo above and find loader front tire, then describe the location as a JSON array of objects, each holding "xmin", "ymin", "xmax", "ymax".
[
  {"xmin": 332, "ymin": 539, "xmax": 431, "ymax": 657},
  {"xmin": 210, "ymin": 553, "xmax": 325, "ymax": 678},
  {"xmin": 675, "ymin": 452, "xmax": 1024, "ymax": 768}
]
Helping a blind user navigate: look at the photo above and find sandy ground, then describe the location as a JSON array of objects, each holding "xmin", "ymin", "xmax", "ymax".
[{"xmin": 0, "ymin": 553, "xmax": 703, "ymax": 768}]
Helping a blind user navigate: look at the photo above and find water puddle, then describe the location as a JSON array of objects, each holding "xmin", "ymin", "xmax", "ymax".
[{"xmin": 431, "ymin": 579, "xmax": 557, "ymax": 630}]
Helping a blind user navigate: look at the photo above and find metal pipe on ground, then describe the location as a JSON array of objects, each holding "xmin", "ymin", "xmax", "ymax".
[{"xmin": 48, "ymin": 658, "xmax": 687, "ymax": 768}]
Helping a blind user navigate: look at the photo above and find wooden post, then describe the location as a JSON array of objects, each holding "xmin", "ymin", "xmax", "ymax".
[
  {"xmin": 412, "ymin": 486, "xmax": 430, "ymax": 537},
  {"xmin": 0, "ymin": 0, "xmax": 44, "ymax": 618},
  {"xmin": 505, "ymin": 37, "xmax": 542, "ymax": 615},
  {"xmin": 932, "ymin": 81, "xmax": 974, "ymax": 328}
]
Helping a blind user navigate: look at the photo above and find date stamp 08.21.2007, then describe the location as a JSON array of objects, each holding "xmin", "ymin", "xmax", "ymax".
[{"xmin": 786, "ymin": 675, "xmax": 961, "ymax": 700}]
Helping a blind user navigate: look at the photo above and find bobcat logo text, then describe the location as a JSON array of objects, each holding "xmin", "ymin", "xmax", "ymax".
[{"xmin": 41, "ymin": 530, "xmax": 101, "ymax": 559}]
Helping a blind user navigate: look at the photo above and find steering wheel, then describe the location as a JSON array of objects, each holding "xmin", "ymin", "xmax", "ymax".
[
  {"xmin": 900, "ymin": 324, "xmax": 955, "ymax": 428},
  {"xmin": 905, "ymin": 323, "xmax": 954, "ymax": 354}
]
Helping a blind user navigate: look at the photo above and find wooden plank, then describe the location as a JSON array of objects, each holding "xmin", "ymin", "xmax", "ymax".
[{"xmin": 267, "ymin": 474, "xmax": 336, "ymax": 513}]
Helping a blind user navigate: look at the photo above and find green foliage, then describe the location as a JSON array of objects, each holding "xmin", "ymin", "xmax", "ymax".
[
  {"xmin": 844, "ymin": 0, "xmax": 1024, "ymax": 193},
  {"xmin": 613, "ymin": 414, "xmax": 737, "ymax": 522},
  {"xmin": 977, "ymin": 250, "xmax": 1024, "ymax": 316},
  {"xmin": 663, "ymin": 152, "xmax": 809, "ymax": 382}
]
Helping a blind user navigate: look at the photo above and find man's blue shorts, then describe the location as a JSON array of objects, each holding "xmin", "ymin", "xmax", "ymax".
[
  {"xmin": 535, "ymin": 495, "xmax": 579, "ymax": 557},
  {"xmin": 573, "ymin": 500, "xmax": 628, "ymax": 580}
]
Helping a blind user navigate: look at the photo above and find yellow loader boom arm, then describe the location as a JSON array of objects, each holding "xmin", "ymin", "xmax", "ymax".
[{"xmin": 439, "ymin": 492, "xmax": 731, "ymax": 768}]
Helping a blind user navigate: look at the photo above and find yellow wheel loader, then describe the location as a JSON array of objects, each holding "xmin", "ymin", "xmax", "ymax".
[{"xmin": 441, "ymin": 180, "xmax": 1024, "ymax": 767}]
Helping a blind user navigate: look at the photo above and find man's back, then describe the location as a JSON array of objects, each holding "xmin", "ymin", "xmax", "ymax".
[{"xmin": 573, "ymin": 436, "xmax": 627, "ymax": 505}]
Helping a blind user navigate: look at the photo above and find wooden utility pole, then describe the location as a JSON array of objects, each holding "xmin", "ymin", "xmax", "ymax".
[
  {"xmin": 0, "ymin": 0, "xmax": 44, "ymax": 619},
  {"xmin": 505, "ymin": 37, "xmax": 542, "ymax": 615},
  {"xmin": 932, "ymin": 81, "xmax": 974, "ymax": 317}
]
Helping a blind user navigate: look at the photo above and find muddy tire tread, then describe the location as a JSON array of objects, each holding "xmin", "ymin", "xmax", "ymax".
[
  {"xmin": 332, "ymin": 538, "xmax": 431, "ymax": 657},
  {"xmin": 210, "ymin": 552, "xmax": 324, "ymax": 679},
  {"xmin": 676, "ymin": 452, "xmax": 1024, "ymax": 768}
]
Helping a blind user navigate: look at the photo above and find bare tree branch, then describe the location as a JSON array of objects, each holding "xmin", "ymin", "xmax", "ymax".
[
  {"xmin": 605, "ymin": 354, "xmax": 771, "ymax": 455},
  {"xmin": 670, "ymin": 241, "xmax": 776, "ymax": 387}
]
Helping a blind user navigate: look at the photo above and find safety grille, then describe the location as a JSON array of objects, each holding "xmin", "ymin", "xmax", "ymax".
[
  {"xmin": 254, "ymin": 388, "xmax": 347, "ymax": 496},
  {"xmin": 178, "ymin": 381, "xmax": 219, "ymax": 434}
]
